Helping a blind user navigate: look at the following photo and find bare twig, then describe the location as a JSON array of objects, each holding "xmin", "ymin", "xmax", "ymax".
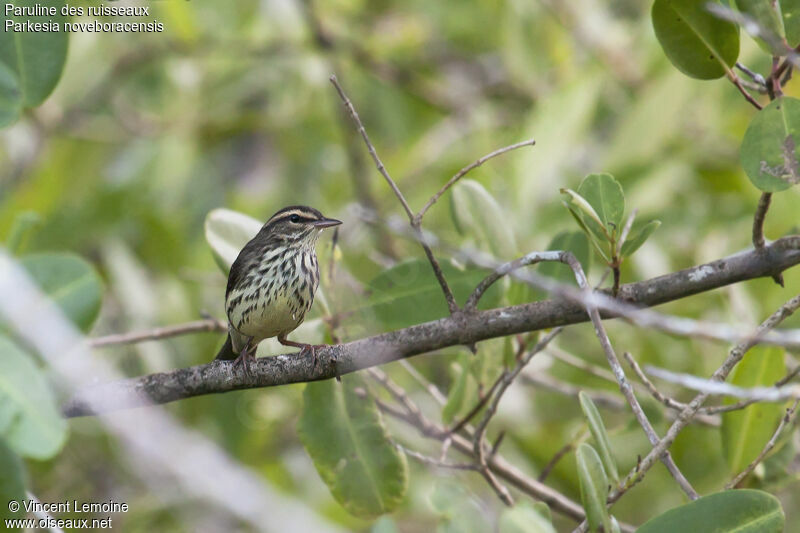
[
  {"xmin": 329, "ymin": 75, "xmax": 414, "ymax": 221},
  {"xmin": 560, "ymin": 254, "xmax": 698, "ymax": 500},
  {"xmin": 644, "ymin": 366, "xmax": 800, "ymax": 402},
  {"xmin": 521, "ymin": 373, "xmax": 627, "ymax": 411},
  {"xmin": 89, "ymin": 319, "xmax": 226, "ymax": 347},
  {"xmin": 465, "ymin": 250, "xmax": 564, "ymax": 310},
  {"xmin": 393, "ymin": 442, "xmax": 478, "ymax": 471},
  {"xmin": 415, "ymin": 138, "xmax": 536, "ymax": 222},
  {"xmin": 727, "ymin": 71, "xmax": 764, "ymax": 110},
  {"xmin": 753, "ymin": 192, "xmax": 772, "ymax": 250},
  {"xmin": 623, "ymin": 352, "xmax": 689, "ymax": 412},
  {"xmin": 330, "ymin": 75, "xmax": 459, "ymax": 313},
  {"xmin": 725, "ymin": 399, "xmax": 800, "ymax": 489},
  {"xmin": 607, "ymin": 294, "xmax": 800, "ymax": 508},
  {"xmin": 538, "ymin": 429, "xmax": 588, "ymax": 483}
]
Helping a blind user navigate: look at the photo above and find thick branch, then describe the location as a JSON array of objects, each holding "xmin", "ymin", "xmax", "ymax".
[{"xmin": 64, "ymin": 236, "xmax": 800, "ymax": 417}]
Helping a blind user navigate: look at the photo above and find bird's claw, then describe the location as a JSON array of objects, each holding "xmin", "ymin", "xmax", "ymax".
[
  {"xmin": 233, "ymin": 348, "xmax": 256, "ymax": 377},
  {"xmin": 297, "ymin": 343, "xmax": 338, "ymax": 379}
]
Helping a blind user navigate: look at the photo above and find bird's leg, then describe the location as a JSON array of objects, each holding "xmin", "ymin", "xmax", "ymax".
[
  {"xmin": 232, "ymin": 337, "xmax": 256, "ymax": 377},
  {"xmin": 278, "ymin": 334, "xmax": 331, "ymax": 372}
]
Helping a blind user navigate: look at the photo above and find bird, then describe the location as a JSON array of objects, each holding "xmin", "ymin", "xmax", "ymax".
[{"xmin": 215, "ymin": 205, "xmax": 341, "ymax": 373}]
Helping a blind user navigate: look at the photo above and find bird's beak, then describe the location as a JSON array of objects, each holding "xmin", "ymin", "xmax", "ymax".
[{"xmin": 313, "ymin": 217, "xmax": 342, "ymax": 228}]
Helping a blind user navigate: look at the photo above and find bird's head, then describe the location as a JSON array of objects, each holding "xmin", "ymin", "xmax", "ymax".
[{"xmin": 260, "ymin": 205, "xmax": 341, "ymax": 247}]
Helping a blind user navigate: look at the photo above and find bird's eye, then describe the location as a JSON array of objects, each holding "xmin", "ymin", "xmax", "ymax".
[{"xmin": 290, "ymin": 215, "xmax": 300, "ymax": 223}]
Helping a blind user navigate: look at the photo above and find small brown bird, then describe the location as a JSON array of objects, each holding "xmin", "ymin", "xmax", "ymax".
[{"xmin": 215, "ymin": 205, "xmax": 341, "ymax": 372}]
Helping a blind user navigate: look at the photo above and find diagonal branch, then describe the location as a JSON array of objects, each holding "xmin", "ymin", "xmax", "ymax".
[
  {"xmin": 63, "ymin": 236, "xmax": 800, "ymax": 417},
  {"xmin": 330, "ymin": 74, "xmax": 459, "ymax": 313}
]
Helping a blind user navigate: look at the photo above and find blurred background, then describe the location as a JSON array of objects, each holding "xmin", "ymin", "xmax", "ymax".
[{"xmin": 2, "ymin": 0, "xmax": 800, "ymax": 531}]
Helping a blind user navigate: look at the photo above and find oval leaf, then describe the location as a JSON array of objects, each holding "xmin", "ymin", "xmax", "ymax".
[
  {"xmin": 298, "ymin": 374, "xmax": 408, "ymax": 518},
  {"xmin": 735, "ymin": 0, "xmax": 786, "ymax": 54},
  {"xmin": 652, "ymin": 0, "xmax": 740, "ymax": 80},
  {"xmin": 0, "ymin": 439, "xmax": 25, "ymax": 523},
  {"xmin": 363, "ymin": 259, "xmax": 502, "ymax": 330},
  {"xmin": 783, "ymin": 0, "xmax": 800, "ymax": 46},
  {"xmin": 19, "ymin": 252, "xmax": 102, "ymax": 333},
  {"xmin": 0, "ymin": 335, "xmax": 67, "ymax": 459},
  {"xmin": 204, "ymin": 208, "xmax": 262, "ymax": 274},
  {"xmin": 499, "ymin": 501, "xmax": 557, "ymax": 533},
  {"xmin": 722, "ymin": 346, "xmax": 785, "ymax": 475},
  {"xmin": 450, "ymin": 179, "xmax": 517, "ymax": 259},
  {"xmin": 620, "ymin": 220, "xmax": 661, "ymax": 257},
  {"xmin": 0, "ymin": 61, "xmax": 21, "ymax": 127},
  {"xmin": 579, "ymin": 391, "xmax": 619, "ymax": 483},
  {"xmin": 740, "ymin": 96, "xmax": 800, "ymax": 192},
  {"xmin": 0, "ymin": 0, "xmax": 68, "ymax": 107},
  {"xmin": 577, "ymin": 173, "xmax": 625, "ymax": 232},
  {"xmin": 637, "ymin": 489, "xmax": 784, "ymax": 532},
  {"xmin": 442, "ymin": 353, "xmax": 479, "ymax": 424},
  {"xmin": 576, "ymin": 443, "xmax": 612, "ymax": 533}
]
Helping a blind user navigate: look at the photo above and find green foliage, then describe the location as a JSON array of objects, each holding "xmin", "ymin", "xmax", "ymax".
[
  {"xmin": 18, "ymin": 252, "xmax": 102, "ymax": 333},
  {"xmin": 562, "ymin": 173, "xmax": 659, "ymax": 269},
  {"xmin": 442, "ymin": 352, "xmax": 479, "ymax": 424},
  {"xmin": 0, "ymin": 439, "xmax": 26, "ymax": 522},
  {"xmin": 637, "ymin": 489, "xmax": 784, "ymax": 532},
  {"xmin": 722, "ymin": 346, "xmax": 786, "ymax": 475},
  {"xmin": 429, "ymin": 481, "xmax": 490, "ymax": 533},
  {"xmin": 5, "ymin": 211, "xmax": 41, "ymax": 255},
  {"xmin": 579, "ymin": 391, "xmax": 619, "ymax": 484},
  {"xmin": 298, "ymin": 374, "xmax": 408, "ymax": 518},
  {"xmin": 0, "ymin": 0, "xmax": 68, "ymax": 125},
  {"xmin": 575, "ymin": 443, "xmax": 612, "ymax": 533},
  {"xmin": 363, "ymin": 259, "xmax": 502, "ymax": 330},
  {"xmin": 651, "ymin": 0, "xmax": 740, "ymax": 80},
  {"xmin": 740, "ymin": 97, "xmax": 800, "ymax": 192},
  {"xmin": 0, "ymin": 335, "xmax": 67, "ymax": 459},
  {"xmin": 498, "ymin": 501, "xmax": 557, "ymax": 533},
  {"xmin": 204, "ymin": 208, "xmax": 262, "ymax": 274},
  {"xmin": 450, "ymin": 179, "xmax": 517, "ymax": 258},
  {"xmin": 734, "ymin": 0, "xmax": 787, "ymax": 53}
]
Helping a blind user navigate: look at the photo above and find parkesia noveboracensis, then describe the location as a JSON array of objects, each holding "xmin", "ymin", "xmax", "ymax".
[{"xmin": 215, "ymin": 205, "xmax": 341, "ymax": 371}]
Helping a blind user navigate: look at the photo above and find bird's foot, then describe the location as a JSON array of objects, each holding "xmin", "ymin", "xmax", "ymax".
[{"xmin": 233, "ymin": 347, "xmax": 257, "ymax": 377}]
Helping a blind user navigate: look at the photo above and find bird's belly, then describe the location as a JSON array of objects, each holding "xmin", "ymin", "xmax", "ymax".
[{"xmin": 230, "ymin": 291, "xmax": 303, "ymax": 341}]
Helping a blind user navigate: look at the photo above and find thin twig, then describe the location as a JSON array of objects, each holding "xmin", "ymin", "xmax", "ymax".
[
  {"xmin": 329, "ymin": 75, "xmax": 414, "ymax": 221},
  {"xmin": 89, "ymin": 319, "xmax": 226, "ymax": 347},
  {"xmin": 330, "ymin": 75, "xmax": 459, "ymax": 313},
  {"xmin": 623, "ymin": 352, "xmax": 689, "ymax": 412},
  {"xmin": 644, "ymin": 366, "xmax": 800, "ymax": 402},
  {"xmin": 753, "ymin": 192, "xmax": 772, "ymax": 250},
  {"xmin": 727, "ymin": 71, "xmax": 764, "ymax": 110},
  {"xmin": 393, "ymin": 442, "xmax": 478, "ymax": 471},
  {"xmin": 538, "ymin": 429, "xmax": 588, "ymax": 482},
  {"xmin": 560, "ymin": 253, "xmax": 698, "ymax": 500},
  {"xmin": 606, "ymin": 294, "xmax": 800, "ymax": 509},
  {"xmin": 415, "ymin": 138, "xmax": 536, "ymax": 222},
  {"xmin": 726, "ymin": 399, "xmax": 800, "ymax": 489}
]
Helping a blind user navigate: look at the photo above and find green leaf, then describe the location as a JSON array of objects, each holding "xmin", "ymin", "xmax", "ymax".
[
  {"xmin": 204, "ymin": 208, "xmax": 262, "ymax": 274},
  {"xmin": 562, "ymin": 202, "xmax": 611, "ymax": 263},
  {"xmin": 499, "ymin": 501, "xmax": 557, "ymax": 533},
  {"xmin": 722, "ymin": 346, "xmax": 785, "ymax": 475},
  {"xmin": 560, "ymin": 188, "xmax": 608, "ymax": 242},
  {"xmin": 0, "ymin": 0, "xmax": 68, "ymax": 108},
  {"xmin": 0, "ymin": 335, "xmax": 67, "ymax": 459},
  {"xmin": 0, "ymin": 439, "xmax": 26, "ymax": 523},
  {"xmin": 637, "ymin": 489, "xmax": 784, "ymax": 532},
  {"xmin": 740, "ymin": 96, "xmax": 800, "ymax": 192},
  {"xmin": 0, "ymin": 61, "xmax": 21, "ymax": 128},
  {"xmin": 579, "ymin": 392, "xmax": 619, "ymax": 484},
  {"xmin": 429, "ymin": 481, "xmax": 489, "ymax": 533},
  {"xmin": 19, "ymin": 252, "xmax": 103, "ymax": 332},
  {"xmin": 620, "ymin": 220, "xmax": 661, "ymax": 257},
  {"xmin": 577, "ymin": 173, "xmax": 625, "ymax": 233},
  {"xmin": 298, "ymin": 374, "xmax": 408, "ymax": 518},
  {"xmin": 652, "ymin": 0, "xmax": 740, "ymax": 80},
  {"xmin": 783, "ymin": 0, "xmax": 800, "ymax": 46},
  {"xmin": 450, "ymin": 179, "xmax": 517, "ymax": 259},
  {"xmin": 734, "ymin": 0, "xmax": 786, "ymax": 54},
  {"xmin": 5, "ymin": 210, "xmax": 40, "ymax": 255},
  {"xmin": 363, "ymin": 259, "xmax": 502, "ymax": 330},
  {"xmin": 576, "ymin": 443, "xmax": 612, "ymax": 533},
  {"xmin": 442, "ymin": 354, "xmax": 479, "ymax": 424}
]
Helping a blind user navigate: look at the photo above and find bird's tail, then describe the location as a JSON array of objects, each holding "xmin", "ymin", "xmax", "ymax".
[{"xmin": 215, "ymin": 334, "xmax": 236, "ymax": 361}]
